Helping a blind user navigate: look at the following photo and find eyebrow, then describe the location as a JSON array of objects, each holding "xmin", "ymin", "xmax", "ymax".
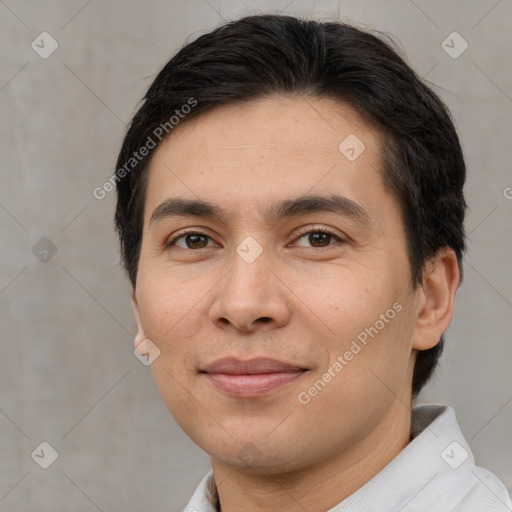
[{"xmin": 149, "ymin": 194, "xmax": 371, "ymax": 227}]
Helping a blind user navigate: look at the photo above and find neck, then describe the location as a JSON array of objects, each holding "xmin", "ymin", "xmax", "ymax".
[{"xmin": 211, "ymin": 399, "xmax": 412, "ymax": 512}]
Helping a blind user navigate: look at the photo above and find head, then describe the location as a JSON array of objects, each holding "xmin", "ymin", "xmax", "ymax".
[{"xmin": 114, "ymin": 15, "xmax": 465, "ymax": 471}]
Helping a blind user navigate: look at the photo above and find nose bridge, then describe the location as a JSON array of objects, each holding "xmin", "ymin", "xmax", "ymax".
[
  {"xmin": 226, "ymin": 241, "xmax": 273, "ymax": 301},
  {"xmin": 222, "ymin": 229, "xmax": 271, "ymax": 289},
  {"xmin": 210, "ymin": 238, "xmax": 290, "ymax": 330}
]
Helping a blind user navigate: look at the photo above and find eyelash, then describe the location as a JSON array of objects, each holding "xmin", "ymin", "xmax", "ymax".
[{"xmin": 165, "ymin": 226, "xmax": 345, "ymax": 250}]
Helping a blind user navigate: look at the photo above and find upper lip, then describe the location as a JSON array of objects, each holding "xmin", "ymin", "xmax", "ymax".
[{"xmin": 202, "ymin": 357, "xmax": 307, "ymax": 375}]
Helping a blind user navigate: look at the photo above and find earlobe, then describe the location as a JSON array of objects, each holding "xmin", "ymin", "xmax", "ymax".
[
  {"xmin": 131, "ymin": 288, "xmax": 147, "ymax": 347},
  {"xmin": 412, "ymin": 248, "xmax": 460, "ymax": 351}
]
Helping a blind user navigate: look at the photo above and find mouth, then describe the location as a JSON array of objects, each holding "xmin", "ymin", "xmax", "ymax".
[{"xmin": 200, "ymin": 357, "xmax": 309, "ymax": 397}]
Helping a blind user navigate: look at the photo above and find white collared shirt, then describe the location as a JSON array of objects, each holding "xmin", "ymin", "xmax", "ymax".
[{"xmin": 184, "ymin": 405, "xmax": 511, "ymax": 511}]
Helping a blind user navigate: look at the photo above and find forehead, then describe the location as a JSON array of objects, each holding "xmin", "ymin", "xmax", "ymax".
[{"xmin": 143, "ymin": 95, "xmax": 389, "ymax": 224}]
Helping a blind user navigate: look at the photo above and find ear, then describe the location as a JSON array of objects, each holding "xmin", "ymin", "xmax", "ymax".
[
  {"xmin": 412, "ymin": 247, "xmax": 460, "ymax": 351},
  {"xmin": 131, "ymin": 288, "xmax": 147, "ymax": 349}
]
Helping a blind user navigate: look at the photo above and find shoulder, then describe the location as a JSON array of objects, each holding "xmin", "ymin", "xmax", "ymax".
[
  {"xmin": 416, "ymin": 465, "xmax": 511, "ymax": 511},
  {"xmin": 405, "ymin": 405, "xmax": 511, "ymax": 511}
]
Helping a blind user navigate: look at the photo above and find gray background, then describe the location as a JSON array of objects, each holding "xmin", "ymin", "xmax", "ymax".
[{"xmin": 1, "ymin": 0, "xmax": 511, "ymax": 510}]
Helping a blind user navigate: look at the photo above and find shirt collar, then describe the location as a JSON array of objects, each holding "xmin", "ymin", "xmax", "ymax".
[{"xmin": 183, "ymin": 405, "xmax": 508, "ymax": 511}]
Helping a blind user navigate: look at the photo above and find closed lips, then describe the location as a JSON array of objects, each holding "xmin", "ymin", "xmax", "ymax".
[
  {"xmin": 202, "ymin": 357, "xmax": 308, "ymax": 374},
  {"xmin": 201, "ymin": 357, "xmax": 309, "ymax": 397}
]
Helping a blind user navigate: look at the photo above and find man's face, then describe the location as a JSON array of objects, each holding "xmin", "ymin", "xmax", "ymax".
[{"xmin": 132, "ymin": 96, "xmax": 422, "ymax": 473}]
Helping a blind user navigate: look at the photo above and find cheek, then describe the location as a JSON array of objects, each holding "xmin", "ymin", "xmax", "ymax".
[
  {"xmin": 136, "ymin": 263, "xmax": 206, "ymax": 338},
  {"xmin": 296, "ymin": 304, "xmax": 413, "ymax": 429},
  {"xmin": 290, "ymin": 264, "xmax": 395, "ymax": 338},
  {"xmin": 334, "ymin": 299, "xmax": 415, "ymax": 404},
  {"xmin": 295, "ymin": 267, "xmax": 413, "ymax": 384},
  {"xmin": 135, "ymin": 275, "xmax": 211, "ymax": 412}
]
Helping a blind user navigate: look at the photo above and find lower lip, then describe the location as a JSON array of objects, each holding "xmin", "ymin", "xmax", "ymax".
[{"xmin": 204, "ymin": 371, "xmax": 306, "ymax": 397}]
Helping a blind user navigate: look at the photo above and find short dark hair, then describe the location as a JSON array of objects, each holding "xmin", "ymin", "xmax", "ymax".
[{"xmin": 114, "ymin": 14, "xmax": 466, "ymax": 397}]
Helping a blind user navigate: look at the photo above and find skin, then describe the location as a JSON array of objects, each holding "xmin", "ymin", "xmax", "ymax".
[{"xmin": 131, "ymin": 95, "xmax": 460, "ymax": 511}]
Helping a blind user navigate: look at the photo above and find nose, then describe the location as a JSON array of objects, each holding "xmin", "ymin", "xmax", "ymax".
[{"xmin": 209, "ymin": 249, "xmax": 291, "ymax": 333}]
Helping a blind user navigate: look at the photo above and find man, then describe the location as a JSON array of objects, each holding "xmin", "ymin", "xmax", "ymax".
[{"xmin": 114, "ymin": 14, "xmax": 511, "ymax": 511}]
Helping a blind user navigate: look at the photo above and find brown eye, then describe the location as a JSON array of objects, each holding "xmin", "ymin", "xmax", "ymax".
[
  {"xmin": 295, "ymin": 228, "xmax": 342, "ymax": 248},
  {"xmin": 308, "ymin": 232, "xmax": 332, "ymax": 247},
  {"xmin": 167, "ymin": 232, "xmax": 214, "ymax": 250},
  {"xmin": 183, "ymin": 234, "xmax": 209, "ymax": 249}
]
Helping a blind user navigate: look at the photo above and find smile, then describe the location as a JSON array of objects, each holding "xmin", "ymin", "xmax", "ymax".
[{"xmin": 201, "ymin": 357, "xmax": 309, "ymax": 397}]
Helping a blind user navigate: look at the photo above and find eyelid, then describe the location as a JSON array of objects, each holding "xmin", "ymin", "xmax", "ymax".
[{"xmin": 294, "ymin": 224, "xmax": 341, "ymax": 237}]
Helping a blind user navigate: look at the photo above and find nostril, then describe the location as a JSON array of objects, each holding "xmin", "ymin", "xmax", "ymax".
[{"xmin": 258, "ymin": 317, "xmax": 272, "ymax": 323}]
